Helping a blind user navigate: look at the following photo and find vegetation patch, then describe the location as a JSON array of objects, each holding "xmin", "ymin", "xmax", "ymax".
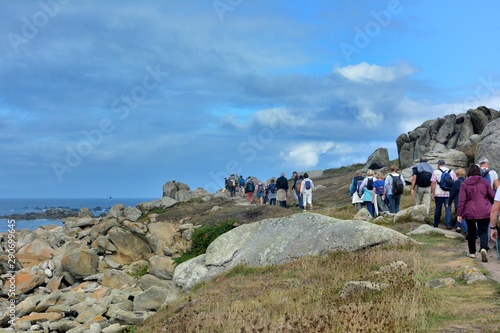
[{"xmin": 173, "ymin": 219, "xmax": 237, "ymax": 265}]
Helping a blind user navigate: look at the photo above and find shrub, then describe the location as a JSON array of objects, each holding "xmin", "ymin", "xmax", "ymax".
[{"xmin": 173, "ymin": 219, "xmax": 237, "ymax": 265}]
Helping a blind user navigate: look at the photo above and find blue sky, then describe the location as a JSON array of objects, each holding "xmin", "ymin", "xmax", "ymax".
[{"xmin": 2, "ymin": 0, "xmax": 500, "ymax": 198}]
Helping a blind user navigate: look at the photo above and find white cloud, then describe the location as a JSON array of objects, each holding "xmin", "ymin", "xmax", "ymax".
[
  {"xmin": 334, "ymin": 62, "xmax": 416, "ymax": 83},
  {"xmin": 253, "ymin": 106, "xmax": 300, "ymax": 129},
  {"xmin": 280, "ymin": 142, "xmax": 336, "ymax": 168}
]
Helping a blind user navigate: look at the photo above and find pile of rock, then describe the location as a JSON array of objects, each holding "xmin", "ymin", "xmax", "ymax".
[{"xmin": 0, "ymin": 191, "xmax": 203, "ymax": 332}]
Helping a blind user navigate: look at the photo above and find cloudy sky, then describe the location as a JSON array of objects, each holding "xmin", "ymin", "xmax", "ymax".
[{"xmin": 2, "ymin": 0, "xmax": 500, "ymax": 198}]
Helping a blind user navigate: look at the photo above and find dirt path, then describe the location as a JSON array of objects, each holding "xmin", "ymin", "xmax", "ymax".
[{"xmin": 469, "ymin": 238, "xmax": 500, "ymax": 283}]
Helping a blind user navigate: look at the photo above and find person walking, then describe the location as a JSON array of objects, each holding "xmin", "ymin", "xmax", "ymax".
[
  {"xmin": 276, "ymin": 172, "xmax": 289, "ymax": 208},
  {"xmin": 372, "ymin": 171, "xmax": 388, "ymax": 216},
  {"xmin": 349, "ymin": 170, "xmax": 365, "ymax": 211},
  {"xmin": 449, "ymin": 168, "xmax": 467, "ymax": 234},
  {"xmin": 411, "ymin": 156, "xmax": 434, "ymax": 216},
  {"xmin": 267, "ymin": 179, "xmax": 277, "ymax": 206},
  {"xmin": 244, "ymin": 177, "xmax": 255, "ymax": 204},
  {"xmin": 359, "ymin": 169, "xmax": 376, "ymax": 217},
  {"xmin": 478, "ymin": 157, "xmax": 499, "ymax": 191},
  {"xmin": 300, "ymin": 173, "xmax": 315, "ymax": 211},
  {"xmin": 431, "ymin": 160, "xmax": 456, "ymax": 229},
  {"xmin": 255, "ymin": 182, "xmax": 265, "ymax": 205},
  {"xmin": 489, "ymin": 187, "xmax": 500, "ymax": 242},
  {"xmin": 384, "ymin": 165, "xmax": 405, "ymax": 214},
  {"xmin": 457, "ymin": 164, "xmax": 495, "ymax": 261}
]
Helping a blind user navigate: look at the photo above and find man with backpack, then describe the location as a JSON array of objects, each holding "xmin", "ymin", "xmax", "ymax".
[
  {"xmin": 300, "ymin": 172, "xmax": 315, "ymax": 211},
  {"xmin": 478, "ymin": 158, "xmax": 498, "ymax": 191},
  {"xmin": 276, "ymin": 172, "xmax": 289, "ymax": 208},
  {"xmin": 411, "ymin": 156, "xmax": 434, "ymax": 216},
  {"xmin": 384, "ymin": 165, "xmax": 405, "ymax": 214},
  {"xmin": 431, "ymin": 160, "xmax": 457, "ymax": 229}
]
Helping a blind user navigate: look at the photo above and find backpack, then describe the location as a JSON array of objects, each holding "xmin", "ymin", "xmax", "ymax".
[
  {"xmin": 391, "ymin": 174, "xmax": 404, "ymax": 195},
  {"xmin": 257, "ymin": 183, "xmax": 264, "ymax": 194},
  {"xmin": 246, "ymin": 181, "xmax": 254, "ymax": 192},
  {"xmin": 239, "ymin": 178, "xmax": 245, "ymax": 186},
  {"xmin": 231, "ymin": 179, "xmax": 236, "ymax": 187},
  {"xmin": 481, "ymin": 169, "xmax": 492, "ymax": 186},
  {"xmin": 268, "ymin": 183, "xmax": 276, "ymax": 194},
  {"xmin": 366, "ymin": 177, "xmax": 374, "ymax": 191},
  {"xmin": 305, "ymin": 180, "xmax": 311, "ymax": 190},
  {"xmin": 353, "ymin": 176, "xmax": 364, "ymax": 192},
  {"xmin": 438, "ymin": 169, "xmax": 453, "ymax": 191},
  {"xmin": 296, "ymin": 180, "xmax": 302, "ymax": 192}
]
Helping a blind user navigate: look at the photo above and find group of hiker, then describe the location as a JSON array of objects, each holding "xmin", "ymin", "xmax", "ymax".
[
  {"xmin": 224, "ymin": 171, "xmax": 315, "ymax": 210},
  {"xmin": 350, "ymin": 156, "xmax": 500, "ymax": 262},
  {"xmin": 349, "ymin": 164, "xmax": 405, "ymax": 217}
]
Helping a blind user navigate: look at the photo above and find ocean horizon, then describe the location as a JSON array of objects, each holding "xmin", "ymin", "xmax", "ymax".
[{"xmin": 0, "ymin": 197, "xmax": 156, "ymax": 233}]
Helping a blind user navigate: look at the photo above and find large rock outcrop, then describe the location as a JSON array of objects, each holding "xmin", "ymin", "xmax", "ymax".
[
  {"xmin": 173, "ymin": 213, "xmax": 413, "ymax": 290},
  {"xmin": 397, "ymin": 106, "xmax": 498, "ymax": 168}
]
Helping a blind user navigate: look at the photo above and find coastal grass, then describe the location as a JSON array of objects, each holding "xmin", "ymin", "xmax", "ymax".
[{"xmin": 138, "ymin": 233, "xmax": 500, "ymax": 333}]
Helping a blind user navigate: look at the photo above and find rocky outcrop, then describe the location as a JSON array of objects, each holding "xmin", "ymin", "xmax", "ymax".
[
  {"xmin": 364, "ymin": 148, "xmax": 390, "ymax": 170},
  {"xmin": 475, "ymin": 117, "xmax": 500, "ymax": 172},
  {"xmin": 173, "ymin": 213, "xmax": 413, "ymax": 290},
  {"xmin": 397, "ymin": 107, "xmax": 498, "ymax": 168}
]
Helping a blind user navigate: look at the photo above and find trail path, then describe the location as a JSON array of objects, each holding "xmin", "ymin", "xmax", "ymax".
[{"xmin": 468, "ymin": 238, "xmax": 500, "ymax": 283}]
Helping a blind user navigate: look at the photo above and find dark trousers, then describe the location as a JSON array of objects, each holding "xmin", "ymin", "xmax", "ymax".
[
  {"xmin": 365, "ymin": 201, "xmax": 374, "ymax": 217},
  {"xmin": 466, "ymin": 218, "xmax": 490, "ymax": 253},
  {"xmin": 388, "ymin": 194, "xmax": 401, "ymax": 213},
  {"xmin": 279, "ymin": 201, "xmax": 287, "ymax": 208},
  {"xmin": 434, "ymin": 196, "xmax": 451, "ymax": 228}
]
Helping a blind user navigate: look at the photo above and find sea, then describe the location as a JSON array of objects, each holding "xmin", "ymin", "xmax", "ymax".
[{"xmin": 0, "ymin": 198, "xmax": 156, "ymax": 233}]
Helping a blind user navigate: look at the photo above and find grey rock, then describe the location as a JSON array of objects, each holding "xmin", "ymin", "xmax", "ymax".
[
  {"xmin": 364, "ymin": 147, "xmax": 390, "ymax": 170},
  {"xmin": 340, "ymin": 281, "xmax": 389, "ymax": 299},
  {"xmin": 476, "ymin": 117, "xmax": 500, "ymax": 172},
  {"xmin": 174, "ymin": 213, "xmax": 413, "ymax": 290}
]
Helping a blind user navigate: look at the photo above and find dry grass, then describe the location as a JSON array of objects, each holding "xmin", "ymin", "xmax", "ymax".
[{"xmin": 135, "ymin": 166, "xmax": 500, "ymax": 333}]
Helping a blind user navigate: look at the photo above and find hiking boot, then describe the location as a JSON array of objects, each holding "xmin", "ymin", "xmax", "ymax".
[
  {"xmin": 468, "ymin": 253, "xmax": 475, "ymax": 258},
  {"xmin": 481, "ymin": 249, "xmax": 488, "ymax": 262}
]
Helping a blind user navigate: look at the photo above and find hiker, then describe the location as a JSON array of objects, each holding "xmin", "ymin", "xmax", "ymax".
[
  {"xmin": 372, "ymin": 171, "xmax": 389, "ymax": 216},
  {"xmin": 239, "ymin": 175, "xmax": 245, "ymax": 196},
  {"xmin": 256, "ymin": 182, "xmax": 265, "ymax": 205},
  {"xmin": 291, "ymin": 171, "xmax": 299, "ymax": 206},
  {"xmin": 276, "ymin": 172, "xmax": 289, "ymax": 208},
  {"xmin": 489, "ymin": 187, "xmax": 500, "ymax": 242},
  {"xmin": 296, "ymin": 175, "xmax": 304, "ymax": 210},
  {"xmin": 300, "ymin": 172, "xmax": 315, "ymax": 211},
  {"xmin": 478, "ymin": 157, "xmax": 499, "ymax": 191},
  {"xmin": 411, "ymin": 156, "xmax": 434, "ymax": 216},
  {"xmin": 431, "ymin": 160, "xmax": 456, "ymax": 229},
  {"xmin": 228, "ymin": 174, "xmax": 237, "ymax": 197},
  {"xmin": 457, "ymin": 164, "xmax": 496, "ymax": 262},
  {"xmin": 244, "ymin": 177, "xmax": 255, "ymax": 204},
  {"xmin": 449, "ymin": 168, "xmax": 467, "ymax": 234},
  {"xmin": 349, "ymin": 170, "xmax": 365, "ymax": 211},
  {"xmin": 267, "ymin": 179, "xmax": 277, "ymax": 206},
  {"xmin": 359, "ymin": 169, "xmax": 376, "ymax": 217},
  {"xmin": 384, "ymin": 165, "xmax": 405, "ymax": 214}
]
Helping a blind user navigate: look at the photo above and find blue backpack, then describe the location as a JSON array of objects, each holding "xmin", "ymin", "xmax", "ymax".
[
  {"xmin": 438, "ymin": 169, "xmax": 453, "ymax": 191},
  {"xmin": 481, "ymin": 169, "xmax": 492, "ymax": 186}
]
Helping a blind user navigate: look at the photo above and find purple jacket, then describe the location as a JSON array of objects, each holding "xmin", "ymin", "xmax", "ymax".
[{"xmin": 457, "ymin": 175, "xmax": 495, "ymax": 219}]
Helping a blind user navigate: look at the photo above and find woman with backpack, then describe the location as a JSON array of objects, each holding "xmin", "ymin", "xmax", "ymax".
[
  {"xmin": 244, "ymin": 177, "xmax": 255, "ymax": 204},
  {"xmin": 384, "ymin": 165, "xmax": 405, "ymax": 213},
  {"xmin": 457, "ymin": 164, "xmax": 496, "ymax": 262},
  {"xmin": 372, "ymin": 171, "xmax": 389, "ymax": 216},
  {"xmin": 359, "ymin": 169, "xmax": 376, "ymax": 217}
]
